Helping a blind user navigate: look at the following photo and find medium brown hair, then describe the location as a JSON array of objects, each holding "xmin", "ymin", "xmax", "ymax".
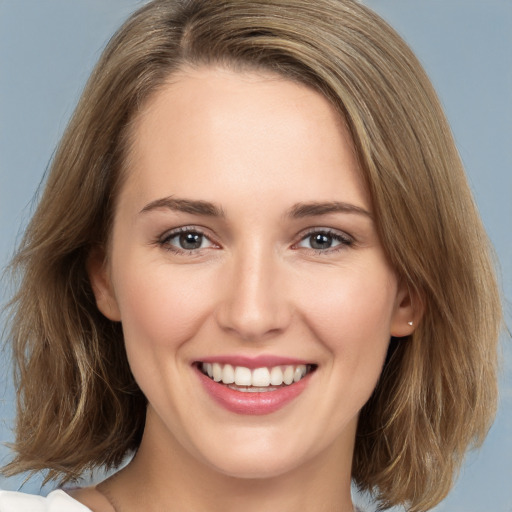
[{"xmin": 3, "ymin": 1, "xmax": 501, "ymax": 510}]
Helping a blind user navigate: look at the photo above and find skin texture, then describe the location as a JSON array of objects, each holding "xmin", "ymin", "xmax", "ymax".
[{"xmin": 87, "ymin": 67, "xmax": 416, "ymax": 512}]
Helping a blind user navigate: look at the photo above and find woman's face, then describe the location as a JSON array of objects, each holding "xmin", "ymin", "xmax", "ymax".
[{"xmin": 90, "ymin": 67, "xmax": 414, "ymax": 479}]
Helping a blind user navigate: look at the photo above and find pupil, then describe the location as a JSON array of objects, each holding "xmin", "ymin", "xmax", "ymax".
[
  {"xmin": 179, "ymin": 232, "xmax": 202, "ymax": 250},
  {"xmin": 311, "ymin": 233, "xmax": 332, "ymax": 249}
]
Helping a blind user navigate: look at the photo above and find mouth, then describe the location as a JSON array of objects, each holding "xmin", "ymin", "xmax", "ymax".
[{"xmin": 196, "ymin": 362, "xmax": 317, "ymax": 392}]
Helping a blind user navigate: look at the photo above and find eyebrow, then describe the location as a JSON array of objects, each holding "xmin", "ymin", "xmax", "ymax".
[
  {"xmin": 287, "ymin": 201, "xmax": 372, "ymax": 219},
  {"xmin": 140, "ymin": 197, "xmax": 225, "ymax": 217},
  {"xmin": 139, "ymin": 197, "xmax": 371, "ymax": 220}
]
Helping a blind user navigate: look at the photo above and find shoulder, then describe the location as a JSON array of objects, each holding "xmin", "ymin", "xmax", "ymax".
[{"xmin": 0, "ymin": 490, "xmax": 92, "ymax": 512}]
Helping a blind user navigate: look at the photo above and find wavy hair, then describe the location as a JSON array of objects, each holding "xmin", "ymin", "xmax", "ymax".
[{"xmin": 2, "ymin": 1, "xmax": 501, "ymax": 510}]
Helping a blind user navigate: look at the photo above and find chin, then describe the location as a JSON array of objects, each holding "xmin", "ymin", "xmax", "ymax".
[
  {"xmin": 192, "ymin": 432, "xmax": 317, "ymax": 481},
  {"xmin": 208, "ymin": 454, "xmax": 302, "ymax": 480}
]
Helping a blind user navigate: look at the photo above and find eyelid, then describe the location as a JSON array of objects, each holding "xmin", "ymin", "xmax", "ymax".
[
  {"xmin": 292, "ymin": 227, "xmax": 354, "ymax": 252},
  {"xmin": 157, "ymin": 225, "xmax": 220, "ymax": 254},
  {"xmin": 159, "ymin": 225, "xmax": 207, "ymax": 238},
  {"xmin": 155, "ymin": 225, "xmax": 354, "ymax": 255}
]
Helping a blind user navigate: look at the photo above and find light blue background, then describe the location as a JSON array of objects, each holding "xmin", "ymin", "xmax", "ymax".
[{"xmin": 1, "ymin": 1, "xmax": 511, "ymax": 511}]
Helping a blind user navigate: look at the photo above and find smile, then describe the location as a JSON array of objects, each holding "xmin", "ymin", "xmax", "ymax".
[
  {"xmin": 199, "ymin": 362, "xmax": 316, "ymax": 391},
  {"xmin": 195, "ymin": 360, "xmax": 317, "ymax": 415}
]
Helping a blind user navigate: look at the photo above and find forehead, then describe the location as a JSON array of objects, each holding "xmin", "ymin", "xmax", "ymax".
[{"xmin": 120, "ymin": 66, "xmax": 369, "ymax": 212}]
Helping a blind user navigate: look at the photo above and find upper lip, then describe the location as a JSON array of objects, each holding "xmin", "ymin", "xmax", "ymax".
[{"xmin": 195, "ymin": 355, "xmax": 313, "ymax": 369}]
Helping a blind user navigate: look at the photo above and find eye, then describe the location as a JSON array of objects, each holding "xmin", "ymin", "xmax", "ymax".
[
  {"xmin": 160, "ymin": 228, "xmax": 216, "ymax": 253},
  {"xmin": 296, "ymin": 229, "xmax": 353, "ymax": 252}
]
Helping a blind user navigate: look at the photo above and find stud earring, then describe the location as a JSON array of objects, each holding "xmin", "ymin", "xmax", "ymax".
[{"xmin": 407, "ymin": 321, "xmax": 413, "ymax": 326}]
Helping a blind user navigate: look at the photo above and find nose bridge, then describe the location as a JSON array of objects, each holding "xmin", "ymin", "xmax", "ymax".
[{"xmin": 216, "ymin": 240, "xmax": 291, "ymax": 341}]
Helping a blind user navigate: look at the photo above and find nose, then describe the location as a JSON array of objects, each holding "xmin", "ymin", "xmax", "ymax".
[{"xmin": 215, "ymin": 246, "xmax": 292, "ymax": 342}]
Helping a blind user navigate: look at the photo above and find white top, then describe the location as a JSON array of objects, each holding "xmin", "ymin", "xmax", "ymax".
[
  {"xmin": 0, "ymin": 489, "xmax": 366, "ymax": 511},
  {"xmin": 0, "ymin": 490, "xmax": 91, "ymax": 512}
]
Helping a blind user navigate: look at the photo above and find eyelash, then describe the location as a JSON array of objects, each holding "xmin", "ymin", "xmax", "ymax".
[
  {"xmin": 294, "ymin": 228, "xmax": 354, "ymax": 254},
  {"xmin": 157, "ymin": 226, "xmax": 216, "ymax": 255},
  {"xmin": 157, "ymin": 227, "xmax": 354, "ymax": 256}
]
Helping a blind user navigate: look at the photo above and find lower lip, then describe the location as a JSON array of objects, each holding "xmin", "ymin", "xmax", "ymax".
[{"xmin": 195, "ymin": 366, "xmax": 313, "ymax": 415}]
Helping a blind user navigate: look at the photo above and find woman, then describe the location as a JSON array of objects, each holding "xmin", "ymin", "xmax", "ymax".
[{"xmin": 0, "ymin": 1, "xmax": 502, "ymax": 511}]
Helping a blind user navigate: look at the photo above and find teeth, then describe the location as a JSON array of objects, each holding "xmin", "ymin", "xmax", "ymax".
[
  {"xmin": 270, "ymin": 366, "xmax": 284, "ymax": 385},
  {"xmin": 222, "ymin": 364, "xmax": 235, "ymax": 384},
  {"xmin": 252, "ymin": 367, "xmax": 270, "ymax": 387},
  {"xmin": 234, "ymin": 366, "xmax": 252, "ymax": 386},
  {"xmin": 227, "ymin": 385, "xmax": 279, "ymax": 392},
  {"xmin": 283, "ymin": 366, "xmax": 294, "ymax": 385},
  {"xmin": 212, "ymin": 363, "xmax": 222, "ymax": 382},
  {"xmin": 201, "ymin": 362, "xmax": 311, "ymax": 388},
  {"xmin": 294, "ymin": 365, "xmax": 306, "ymax": 382}
]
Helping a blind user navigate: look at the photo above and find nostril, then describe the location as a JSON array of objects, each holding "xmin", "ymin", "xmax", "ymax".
[{"xmin": 215, "ymin": 304, "xmax": 292, "ymax": 342}]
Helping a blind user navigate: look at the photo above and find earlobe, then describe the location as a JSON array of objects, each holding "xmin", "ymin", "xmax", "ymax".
[
  {"xmin": 87, "ymin": 247, "xmax": 121, "ymax": 322},
  {"xmin": 390, "ymin": 281, "xmax": 424, "ymax": 338}
]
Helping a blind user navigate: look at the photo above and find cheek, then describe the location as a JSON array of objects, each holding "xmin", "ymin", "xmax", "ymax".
[
  {"xmin": 110, "ymin": 259, "xmax": 220, "ymax": 418},
  {"xmin": 298, "ymin": 261, "xmax": 397, "ymax": 363},
  {"xmin": 111, "ymin": 258, "xmax": 216, "ymax": 354},
  {"xmin": 296, "ymin": 263, "xmax": 397, "ymax": 433}
]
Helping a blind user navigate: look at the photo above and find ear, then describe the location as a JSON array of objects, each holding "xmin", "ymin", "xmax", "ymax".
[
  {"xmin": 390, "ymin": 280, "xmax": 424, "ymax": 337},
  {"xmin": 87, "ymin": 246, "xmax": 121, "ymax": 322}
]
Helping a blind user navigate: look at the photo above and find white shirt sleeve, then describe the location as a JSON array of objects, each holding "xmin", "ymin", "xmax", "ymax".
[{"xmin": 0, "ymin": 490, "xmax": 92, "ymax": 512}]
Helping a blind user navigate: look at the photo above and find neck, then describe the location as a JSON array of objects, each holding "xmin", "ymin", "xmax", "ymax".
[{"xmin": 106, "ymin": 408, "xmax": 356, "ymax": 512}]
